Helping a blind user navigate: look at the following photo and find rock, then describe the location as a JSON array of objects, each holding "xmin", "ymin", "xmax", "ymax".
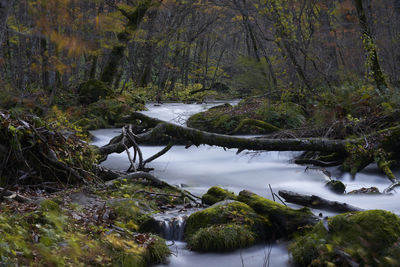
[
  {"xmin": 188, "ymin": 224, "xmax": 256, "ymax": 252},
  {"xmin": 201, "ymin": 186, "xmax": 236, "ymax": 205},
  {"xmin": 347, "ymin": 187, "xmax": 380, "ymax": 195},
  {"xmin": 289, "ymin": 210, "xmax": 400, "ymax": 266},
  {"xmin": 185, "ymin": 201, "xmax": 269, "ymax": 251},
  {"xmin": 237, "ymin": 190, "xmax": 318, "ymax": 238},
  {"xmin": 325, "ymin": 180, "xmax": 346, "ymax": 194}
]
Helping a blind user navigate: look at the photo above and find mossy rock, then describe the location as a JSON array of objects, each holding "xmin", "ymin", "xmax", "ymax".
[
  {"xmin": 78, "ymin": 79, "xmax": 114, "ymax": 105},
  {"xmin": 325, "ymin": 180, "xmax": 346, "ymax": 194},
  {"xmin": 188, "ymin": 224, "xmax": 256, "ymax": 252},
  {"xmin": 201, "ymin": 186, "xmax": 236, "ymax": 205},
  {"xmin": 289, "ymin": 210, "xmax": 400, "ymax": 266},
  {"xmin": 185, "ymin": 201, "xmax": 270, "ymax": 245},
  {"xmin": 237, "ymin": 190, "xmax": 318, "ymax": 238}
]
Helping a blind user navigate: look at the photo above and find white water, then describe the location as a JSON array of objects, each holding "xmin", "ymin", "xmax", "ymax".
[{"xmin": 91, "ymin": 102, "xmax": 400, "ymax": 267}]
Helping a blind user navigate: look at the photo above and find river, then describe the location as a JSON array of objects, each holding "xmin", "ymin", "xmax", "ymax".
[{"xmin": 91, "ymin": 102, "xmax": 400, "ymax": 267}]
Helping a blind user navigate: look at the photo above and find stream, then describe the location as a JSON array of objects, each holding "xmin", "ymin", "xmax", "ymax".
[{"xmin": 91, "ymin": 101, "xmax": 400, "ymax": 267}]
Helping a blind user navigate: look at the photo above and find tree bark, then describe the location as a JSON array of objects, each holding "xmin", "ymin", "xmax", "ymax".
[
  {"xmin": 0, "ymin": 0, "xmax": 14, "ymax": 57},
  {"xmin": 353, "ymin": 0, "xmax": 388, "ymax": 90},
  {"xmin": 100, "ymin": 1, "xmax": 153, "ymax": 85}
]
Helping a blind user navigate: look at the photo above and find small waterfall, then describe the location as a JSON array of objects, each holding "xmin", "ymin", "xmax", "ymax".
[
  {"xmin": 159, "ymin": 215, "xmax": 187, "ymax": 241},
  {"xmin": 152, "ymin": 208, "xmax": 199, "ymax": 241}
]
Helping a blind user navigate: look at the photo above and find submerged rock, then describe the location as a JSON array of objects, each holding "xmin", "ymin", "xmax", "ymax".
[
  {"xmin": 289, "ymin": 210, "xmax": 400, "ymax": 266},
  {"xmin": 347, "ymin": 187, "xmax": 380, "ymax": 195},
  {"xmin": 325, "ymin": 180, "xmax": 346, "ymax": 194}
]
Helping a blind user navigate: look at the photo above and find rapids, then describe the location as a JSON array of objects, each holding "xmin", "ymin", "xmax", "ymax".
[{"xmin": 91, "ymin": 101, "xmax": 400, "ymax": 267}]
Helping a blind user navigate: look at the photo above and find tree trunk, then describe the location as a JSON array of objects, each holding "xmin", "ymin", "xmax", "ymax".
[
  {"xmin": 0, "ymin": 0, "xmax": 14, "ymax": 57},
  {"xmin": 99, "ymin": 112, "xmax": 349, "ymax": 156},
  {"xmin": 353, "ymin": 0, "xmax": 388, "ymax": 90},
  {"xmin": 100, "ymin": 1, "xmax": 153, "ymax": 85}
]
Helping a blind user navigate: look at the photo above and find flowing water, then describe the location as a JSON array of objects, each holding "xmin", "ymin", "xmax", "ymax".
[{"xmin": 91, "ymin": 101, "xmax": 400, "ymax": 267}]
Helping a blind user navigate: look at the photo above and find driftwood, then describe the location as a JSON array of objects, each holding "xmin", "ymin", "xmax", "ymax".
[{"xmin": 278, "ymin": 190, "xmax": 363, "ymax": 213}]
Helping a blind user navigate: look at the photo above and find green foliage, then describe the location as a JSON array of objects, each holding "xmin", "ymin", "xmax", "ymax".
[
  {"xmin": 187, "ymin": 97, "xmax": 305, "ymax": 134},
  {"xmin": 233, "ymin": 56, "xmax": 275, "ymax": 95},
  {"xmin": 289, "ymin": 210, "xmax": 400, "ymax": 266}
]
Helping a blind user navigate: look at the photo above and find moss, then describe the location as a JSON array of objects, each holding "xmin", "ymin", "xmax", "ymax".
[
  {"xmin": 289, "ymin": 210, "xmax": 400, "ymax": 266},
  {"xmin": 185, "ymin": 201, "xmax": 270, "ymax": 243},
  {"xmin": 188, "ymin": 224, "xmax": 256, "ymax": 252},
  {"xmin": 237, "ymin": 190, "xmax": 317, "ymax": 238},
  {"xmin": 78, "ymin": 79, "xmax": 114, "ymax": 105},
  {"xmin": 39, "ymin": 199, "xmax": 61, "ymax": 213},
  {"xmin": 325, "ymin": 180, "xmax": 346, "ymax": 194},
  {"xmin": 144, "ymin": 235, "xmax": 170, "ymax": 264},
  {"xmin": 232, "ymin": 118, "xmax": 280, "ymax": 134},
  {"xmin": 342, "ymin": 142, "xmax": 373, "ymax": 176},
  {"xmin": 187, "ymin": 97, "xmax": 304, "ymax": 134},
  {"xmin": 201, "ymin": 186, "xmax": 236, "ymax": 205}
]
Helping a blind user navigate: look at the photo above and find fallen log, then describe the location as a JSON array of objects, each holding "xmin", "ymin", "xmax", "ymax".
[
  {"xmin": 98, "ymin": 112, "xmax": 400, "ymax": 187},
  {"xmin": 100, "ymin": 112, "xmax": 350, "ymax": 155},
  {"xmin": 278, "ymin": 190, "xmax": 363, "ymax": 213}
]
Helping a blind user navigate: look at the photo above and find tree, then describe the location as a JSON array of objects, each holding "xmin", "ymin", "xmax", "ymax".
[
  {"xmin": 0, "ymin": 0, "xmax": 14, "ymax": 56},
  {"xmin": 353, "ymin": 0, "xmax": 388, "ymax": 90},
  {"xmin": 100, "ymin": 0, "xmax": 156, "ymax": 86}
]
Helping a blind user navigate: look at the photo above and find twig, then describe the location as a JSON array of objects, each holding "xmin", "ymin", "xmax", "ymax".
[
  {"xmin": 273, "ymin": 193, "xmax": 287, "ymax": 207},
  {"xmin": 268, "ymin": 184, "xmax": 275, "ymax": 202}
]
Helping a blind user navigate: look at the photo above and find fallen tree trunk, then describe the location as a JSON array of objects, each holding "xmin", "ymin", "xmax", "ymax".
[
  {"xmin": 278, "ymin": 190, "xmax": 363, "ymax": 213},
  {"xmin": 100, "ymin": 112, "xmax": 349, "ymax": 154},
  {"xmin": 98, "ymin": 112, "xmax": 400, "ymax": 186}
]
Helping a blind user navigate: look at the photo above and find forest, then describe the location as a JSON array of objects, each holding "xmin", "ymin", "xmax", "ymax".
[{"xmin": 1, "ymin": 0, "xmax": 400, "ymax": 266}]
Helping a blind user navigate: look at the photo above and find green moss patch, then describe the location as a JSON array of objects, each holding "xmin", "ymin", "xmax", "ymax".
[
  {"xmin": 201, "ymin": 186, "xmax": 236, "ymax": 205},
  {"xmin": 188, "ymin": 224, "xmax": 256, "ymax": 252},
  {"xmin": 325, "ymin": 180, "xmax": 346, "ymax": 194},
  {"xmin": 187, "ymin": 98, "xmax": 305, "ymax": 134},
  {"xmin": 289, "ymin": 210, "xmax": 400, "ymax": 266},
  {"xmin": 237, "ymin": 190, "xmax": 318, "ymax": 238}
]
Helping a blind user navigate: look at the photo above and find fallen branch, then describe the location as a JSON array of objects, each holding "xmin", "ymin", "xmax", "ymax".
[
  {"xmin": 278, "ymin": 190, "xmax": 363, "ymax": 213},
  {"xmin": 0, "ymin": 187, "xmax": 31, "ymax": 202}
]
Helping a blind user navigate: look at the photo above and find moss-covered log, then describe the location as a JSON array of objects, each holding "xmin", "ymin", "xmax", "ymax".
[
  {"xmin": 99, "ymin": 112, "xmax": 400, "ymax": 183},
  {"xmin": 278, "ymin": 190, "xmax": 362, "ymax": 213},
  {"xmin": 100, "ymin": 112, "xmax": 350, "ymax": 154}
]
